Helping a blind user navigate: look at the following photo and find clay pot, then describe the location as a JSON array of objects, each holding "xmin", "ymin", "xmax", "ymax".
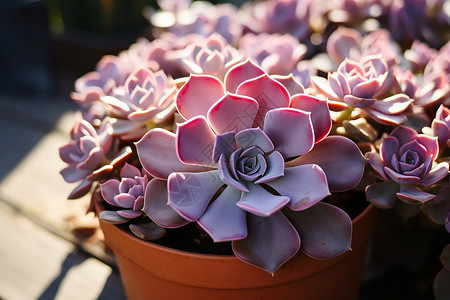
[{"xmin": 97, "ymin": 195, "xmax": 378, "ymax": 300}]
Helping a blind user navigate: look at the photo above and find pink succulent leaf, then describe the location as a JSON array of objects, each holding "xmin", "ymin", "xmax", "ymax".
[
  {"xmin": 272, "ymin": 74, "xmax": 304, "ymax": 96},
  {"xmin": 284, "ymin": 202, "xmax": 352, "ymax": 259},
  {"xmin": 352, "ymin": 79, "xmax": 381, "ymax": 98},
  {"xmin": 237, "ymin": 183, "xmax": 290, "ymax": 217},
  {"xmin": 168, "ymin": 170, "xmax": 223, "ymax": 221},
  {"xmin": 365, "ymin": 181, "xmax": 399, "ymax": 209},
  {"xmin": 224, "ymin": 59, "xmax": 266, "ymax": 93},
  {"xmin": 176, "ymin": 74, "xmax": 225, "ymax": 120},
  {"xmin": 120, "ymin": 163, "xmax": 142, "ymax": 178},
  {"xmin": 396, "ymin": 184, "xmax": 436, "ymax": 204},
  {"xmin": 415, "ymin": 135, "xmax": 439, "ymax": 162},
  {"xmin": 343, "ymin": 95, "xmax": 376, "ymax": 108},
  {"xmin": 390, "ymin": 126, "xmax": 418, "ymax": 145},
  {"xmin": 143, "ymin": 178, "xmax": 189, "ymax": 228},
  {"xmin": 99, "ymin": 210, "xmax": 130, "ymax": 224},
  {"xmin": 289, "ymin": 94, "xmax": 331, "ymax": 143},
  {"xmin": 198, "ymin": 186, "xmax": 247, "ymax": 242},
  {"xmin": 267, "ymin": 164, "xmax": 330, "ymax": 211},
  {"xmin": 421, "ymin": 162, "xmax": 450, "ymax": 186},
  {"xmin": 364, "ymin": 108, "xmax": 408, "ymax": 125},
  {"xmin": 176, "ymin": 116, "xmax": 216, "ymax": 167},
  {"xmin": 218, "ymin": 154, "xmax": 249, "ymax": 192},
  {"xmin": 263, "ymin": 108, "xmax": 314, "ymax": 158},
  {"xmin": 60, "ymin": 164, "xmax": 97, "ymax": 184},
  {"xmin": 136, "ymin": 128, "xmax": 205, "ymax": 179},
  {"xmin": 311, "ymin": 76, "xmax": 340, "ymax": 101},
  {"xmin": 236, "ymin": 73, "xmax": 290, "ymax": 128},
  {"xmin": 67, "ymin": 179, "xmax": 93, "ymax": 199},
  {"xmin": 235, "ymin": 128, "xmax": 274, "ymax": 153},
  {"xmin": 212, "ymin": 131, "xmax": 237, "ymax": 163},
  {"xmin": 288, "ymin": 136, "xmax": 366, "ymax": 192},
  {"xmin": 369, "ymin": 94, "xmax": 412, "ymax": 115},
  {"xmin": 326, "ymin": 26, "xmax": 361, "ymax": 63},
  {"xmin": 431, "ymin": 105, "xmax": 450, "ymax": 149},
  {"xmin": 254, "ymin": 151, "xmax": 285, "ymax": 184},
  {"xmin": 368, "ymin": 152, "xmax": 390, "ymax": 181},
  {"xmin": 101, "ymin": 95, "xmax": 131, "ymax": 117},
  {"xmin": 207, "ymin": 93, "xmax": 259, "ymax": 135},
  {"xmin": 117, "ymin": 209, "xmax": 143, "ymax": 219},
  {"xmin": 328, "ymin": 73, "xmax": 346, "ymax": 99},
  {"xmin": 232, "ymin": 211, "xmax": 300, "ymax": 275}
]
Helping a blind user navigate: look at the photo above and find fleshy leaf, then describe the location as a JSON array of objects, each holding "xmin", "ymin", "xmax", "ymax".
[
  {"xmin": 268, "ymin": 164, "xmax": 330, "ymax": 211},
  {"xmin": 237, "ymin": 183, "xmax": 290, "ymax": 217},
  {"xmin": 136, "ymin": 128, "xmax": 205, "ymax": 179},
  {"xmin": 263, "ymin": 108, "xmax": 314, "ymax": 158},
  {"xmin": 99, "ymin": 210, "xmax": 129, "ymax": 224},
  {"xmin": 284, "ymin": 202, "xmax": 352, "ymax": 259},
  {"xmin": 207, "ymin": 93, "xmax": 259, "ymax": 135},
  {"xmin": 177, "ymin": 116, "xmax": 216, "ymax": 167},
  {"xmin": 396, "ymin": 184, "xmax": 436, "ymax": 204},
  {"xmin": 224, "ymin": 59, "xmax": 266, "ymax": 93},
  {"xmin": 168, "ymin": 170, "xmax": 223, "ymax": 221},
  {"xmin": 232, "ymin": 212, "xmax": 300, "ymax": 275},
  {"xmin": 365, "ymin": 181, "xmax": 399, "ymax": 209},
  {"xmin": 129, "ymin": 223, "xmax": 166, "ymax": 240},
  {"xmin": 143, "ymin": 178, "xmax": 189, "ymax": 228},
  {"xmin": 254, "ymin": 151, "xmax": 285, "ymax": 184},
  {"xmin": 176, "ymin": 74, "xmax": 225, "ymax": 120},
  {"xmin": 198, "ymin": 186, "xmax": 247, "ymax": 242},
  {"xmin": 288, "ymin": 136, "xmax": 366, "ymax": 192}
]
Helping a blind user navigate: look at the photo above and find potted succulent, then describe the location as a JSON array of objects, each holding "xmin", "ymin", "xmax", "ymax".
[{"xmin": 59, "ymin": 0, "xmax": 450, "ymax": 299}]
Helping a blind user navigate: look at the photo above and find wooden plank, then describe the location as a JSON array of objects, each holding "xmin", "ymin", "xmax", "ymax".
[{"xmin": 0, "ymin": 200, "xmax": 126, "ymax": 300}]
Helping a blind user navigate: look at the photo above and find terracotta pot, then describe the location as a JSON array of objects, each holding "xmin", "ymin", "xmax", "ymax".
[{"xmin": 96, "ymin": 195, "xmax": 378, "ymax": 300}]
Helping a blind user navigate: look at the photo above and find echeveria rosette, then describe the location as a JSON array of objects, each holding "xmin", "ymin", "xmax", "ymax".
[
  {"xmin": 59, "ymin": 118, "xmax": 113, "ymax": 199},
  {"xmin": 366, "ymin": 126, "xmax": 449, "ymax": 209},
  {"xmin": 136, "ymin": 75, "xmax": 366, "ymax": 274},
  {"xmin": 100, "ymin": 67, "xmax": 177, "ymax": 140},
  {"xmin": 99, "ymin": 163, "xmax": 149, "ymax": 224},
  {"xmin": 312, "ymin": 54, "xmax": 412, "ymax": 126}
]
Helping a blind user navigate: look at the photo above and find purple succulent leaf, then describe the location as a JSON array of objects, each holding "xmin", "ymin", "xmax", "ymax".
[
  {"xmin": 232, "ymin": 211, "xmax": 300, "ymax": 275},
  {"xmin": 114, "ymin": 193, "xmax": 137, "ymax": 208},
  {"xmin": 116, "ymin": 209, "xmax": 143, "ymax": 219},
  {"xmin": 207, "ymin": 93, "xmax": 259, "ymax": 135},
  {"xmin": 284, "ymin": 202, "xmax": 352, "ymax": 260},
  {"xmin": 168, "ymin": 170, "xmax": 223, "ymax": 221},
  {"xmin": 224, "ymin": 59, "xmax": 266, "ymax": 93},
  {"xmin": 99, "ymin": 210, "xmax": 130, "ymax": 224},
  {"xmin": 396, "ymin": 184, "xmax": 436, "ymax": 204},
  {"xmin": 120, "ymin": 163, "xmax": 142, "ymax": 178},
  {"xmin": 176, "ymin": 74, "xmax": 225, "ymax": 120},
  {"xmin": 218, "ymin": 154, "xmax": 249, "ymax": 192},
  {"xmin": 365, "ymin": 181, "xmax": 399, "ymax": 209},
  {"xmin": 328, "ymin": 73, "xmax": 346, "ymax": 99},
  {"xmin": 176, "ymin": 116, "xmax": 216, "ymax": 167},
  {"xmin": 343, "ymin": 95, "xmax": 376, "ymax": 108},
  {"xmin": 268, "ymin": 164, "xmax": 330, "ymax": 211},
  {"xmin": 420, "ymin": 162, "xmax": 450, "ymax": 186},
  {"xmin": 254, "ymin": 151, "xmax": 284, "ymax": 184},
  {"xmin": 235, "ymin": 128, "xmax": 274, "ymax": 153},
  {"xmin": 364, "ymin": 108, "xmax": 408, "ymax": 125},
  {"xmin": 129, "ymin": 223, "xmax": 166, "ymax": 241},
  {"xmin": 212, "ymin": 131, "xmax": 237, "ymax": 163},
  {"xmin": 288, "ymin": 136, "xmax": 366, "ymax": 192},
  {"xmin": 60, "ymin": 165, "xmax": 92, "ymax": 184},
  {"xmin": 236, "ymin": 73, "xmax": 290, "ymax": 128},
  {"xmin": 136, "ymin": 128, "xmax": 205, "ymax": 179},
  {"xmin": 416, "ymin": 135, "xmax": 439, "ymax": 162},
  {"xmin": 263, "ymin": 108, "xmax": 314, "ymax": 159},
  {"xmin": 237, "ymin": 183, "xmax": 290, "ymax": 217},
  {"xmin": 67, "ymin": 179, "xmax": 93, "ymax": 199},
  {"xmin": 272, "ymin": 74, "xmax": 304, "ymax": 96},
  {"xmin": 432, "ymin": 120, "xmax": 450, "ymax": 149},
  {"xmin": 311, "ymin": 76, "xmax": 340, "ymax": 101},
  {"xmin": 369, "ymin": 94, "xmax": 412, "ymax": 115},
  {"xmin": 384, "ymin": 167, "xmax": 420, "ymax": 184},
  {"xmin": 289, "ymin": 94, "xmax": 331, "ymax": 143},
  {"xmin": 326, "ymin": 26, "xmax": 361, "ymax": 63},
  {"xmin": 380, "ymin": 136, "xmax": 399, "ymax": 166},
  {"xmin": 198, "ymin": 186, "xmax": 247, "ymax": 242},
  {"xmin": 352, "ymin": 79, "xmax": 381, "ymax": 99},
  {"xmin": 368, "ymin": 152, "xmax": 390, "ymax": 181},
  {"xmin": 143, "ymin": 178, "xmax": 189, "ymax": 228},
  {"xmin": 399, "ymin": 140, "xmax": 427, "ymax": 162}
]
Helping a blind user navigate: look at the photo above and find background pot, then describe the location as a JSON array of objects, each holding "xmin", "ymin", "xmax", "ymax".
[{"xmin": 96, "ymin": 196, "xmax": 378, "ymax": 300}]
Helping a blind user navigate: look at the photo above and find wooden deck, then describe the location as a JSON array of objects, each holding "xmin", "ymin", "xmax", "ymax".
[{"xmin": 0, "ymin": 93, "xmax": 126, "ymax": 300}]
